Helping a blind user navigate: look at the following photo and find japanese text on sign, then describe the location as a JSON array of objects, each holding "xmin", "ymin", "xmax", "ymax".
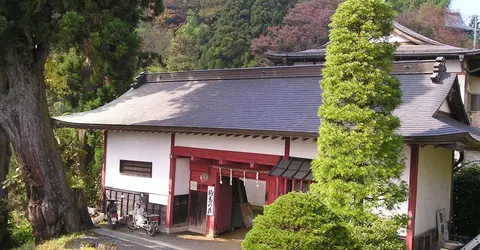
[{"xmin": 206, "ymin": 186, "xmax": 214, "ymax": 216}]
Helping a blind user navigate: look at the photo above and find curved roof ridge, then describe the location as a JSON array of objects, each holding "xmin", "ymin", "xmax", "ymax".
[{"xmin": 393, "ymin": 21, "xmax": 446, "ymax": 46}]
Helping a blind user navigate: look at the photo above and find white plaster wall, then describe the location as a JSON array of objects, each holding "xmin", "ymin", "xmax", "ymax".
[
  {"xmin": 446, "ymin": 60, "xmax": 462, "ymax": 73},
  {"xmin": 175, "ymin": 158, "xmax": 190, "ymax": 195},
  {"xmin": 245, "ymin": 179, "xmax": 266, "ymax": 206},
  {"xmin": 469, "ymin": 76, "xmax": 480, "ymax": 94},
  {"xmin": 105, "ymin": 131, "xmax": 171, "ymax": 205},
  {"xmin": 290, "ymin": 139, "xmax": 317, "ymax": 159},
  {"xmin": 176, "ymin": 134, "xmax": 284, "ymax": 155},
  {"xmin": 415, "ymin": 146, "xmax": 452, "ymax": 236},
  {"xmin": 439, "ymin": 100, "xmax": 450, "ymax": 113}
]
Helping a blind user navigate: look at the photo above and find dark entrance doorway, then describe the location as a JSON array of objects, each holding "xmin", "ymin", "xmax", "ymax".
[{"xmin": 216, "ymin": 177, "xmax": 252, "ymax": 236}]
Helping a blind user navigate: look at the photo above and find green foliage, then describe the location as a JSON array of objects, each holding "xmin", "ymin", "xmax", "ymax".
[
  {"xmin": 312, "ymin": 0, "xmax": 407, "ymax": 220},
  {"xmin": 166, "ymin": 10, "xmax": 212, "ymax": 71},
  {"xmin": 352, "ymin": 216, "xmax": 406, "ymax": 250},
  {"xmin": 243, "ymin": 192, "xmax": 357, "ymax": 250},
  {"xmin": 250, "ymin": 0, "xmax": 294, "ymax": 38},
  {"xmin": 387, "ymin": 0, "xmax": 450, "ymax": 12},
  {"xmin": 453, "ymin": 165, "xmax": 480, "ymax": 237},
  {"xmin": 199, "ymin": 0, "xmax": 255, "ymax": 69},
  {"xmin": 8, "ymin": 210, "xmax": 33, "ymax": 247}
]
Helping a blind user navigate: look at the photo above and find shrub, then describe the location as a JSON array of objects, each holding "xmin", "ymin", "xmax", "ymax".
[
  {"xmin": 242, "ymin": 192, "xmax": 357, "ymax": 250},
  {"xmin": 453, "ymin": 165, "xmax": 480, "ymax": 237},
  {"xmin": 352, "ymin": 215, "xmax": 406, "ymax": 250}
]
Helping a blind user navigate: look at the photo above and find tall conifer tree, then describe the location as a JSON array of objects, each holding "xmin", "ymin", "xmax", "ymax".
[{"xmin": 312, "ymin": 0, "xmax": 407, "ymax": 219}]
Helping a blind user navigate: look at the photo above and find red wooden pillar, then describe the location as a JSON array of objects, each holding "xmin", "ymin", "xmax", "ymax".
[
  {"xmin": 101, "ymin": 130, "xmax": 108, "ymax": 194},
  {"xmin": 406, "ymin": 144, "xmax": 420, "ymax": 250},
  {"xmin": 166, "ymin": 133, "xmax": 177, "ymax": 229},
  {"xmin": 276, "ymin": 137, "xmax": 291, "ymax": 198}
]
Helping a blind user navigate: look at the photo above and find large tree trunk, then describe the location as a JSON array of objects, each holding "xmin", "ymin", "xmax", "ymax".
[
  {"xmin": 0, "ymin": 62, "xmax": 85, "ymax": 243},
  {"xmin": 78, "ymin": 129, "xmax": 94, "ymax": 175},
  {"xmin": 0, "ymin": 129, "xmax": 10, "ymax": 199}
]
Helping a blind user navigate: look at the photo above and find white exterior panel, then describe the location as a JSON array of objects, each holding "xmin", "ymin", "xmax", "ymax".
[
  {"xmin": 290, "ymin": 139, "xmax": 317, "ymax": 159},
  {"xmin": 446, "ymin": 60, "xmax": 462, "ymax": 73},
  {"xmin": 105, "ymin": 131, "xmax": 171, "ymax": 205},
  {"xmin": 175, "ymin": 158, "xmax": 190, "ymax": 195},
  {"xmin": 176, "ymin": 134, "xmax": 284, "ymax": 156},
  {"xmin": 414, "ymin": 146, "xmax": 452, "ymax": 236}
]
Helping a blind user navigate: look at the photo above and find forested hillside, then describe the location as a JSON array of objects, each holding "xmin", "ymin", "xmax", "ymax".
[{"xmin": 140, "ymin": 0, "xmax": 467, "ymax": 71}]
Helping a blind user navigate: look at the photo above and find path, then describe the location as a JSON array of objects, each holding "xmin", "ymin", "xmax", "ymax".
[{"xmin": 92, "ymin": 227, "xmax": 243, "ymax": 250}]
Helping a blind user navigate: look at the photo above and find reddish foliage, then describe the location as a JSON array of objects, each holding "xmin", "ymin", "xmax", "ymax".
[
  {"xmin": 251, "ymin": 0, "xmax": 341, "ymax": 55},
  {"xmin": 397, "ymin": 4, "xmax": 472, "ymax": 48}
]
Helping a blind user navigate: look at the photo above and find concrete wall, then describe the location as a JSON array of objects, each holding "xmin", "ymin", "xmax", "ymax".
[
  {"xmin": 105, "ymin": 131, "xmax": 171, "ymax": 205},
  {"xmin": 176, "ymin": 134, "xmax": 284, "ymax": 156},
  {"xmin": 415, "ymin": 146, "xmax": 453, "ymax": 235}
]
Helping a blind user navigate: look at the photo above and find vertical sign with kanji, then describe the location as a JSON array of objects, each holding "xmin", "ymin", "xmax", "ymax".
[{"xmin": 206, "ymin": 186, "xmax": 215, "ymax": 216}]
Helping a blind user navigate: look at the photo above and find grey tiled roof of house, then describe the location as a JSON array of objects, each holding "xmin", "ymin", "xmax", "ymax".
[
  {"xmin": 392, "ymin": 21, "xmax": 445, "ymax": 46},
  {"xmin": 266, "ymin": 22, "xmax": 480, "ymax": 61},
  {"xmin": 54, "ymin": 72, "xmax": 480, "ymax": 143},
  {"xmin": 445, "ymin": 12, "xmax": 474, "ymax": 31}
]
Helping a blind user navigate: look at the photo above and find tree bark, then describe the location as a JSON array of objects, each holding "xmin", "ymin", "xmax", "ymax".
[
  {"xmin": 78, "ymin": 129, "xmax": 93, "ymax": 175},
  {"xmin": 0, "ymin": 129, "xmax": 10, "ymax": 199},
  {"xmin": 0, "ymin": 61, "xmax": 85, "ymax": 243}
]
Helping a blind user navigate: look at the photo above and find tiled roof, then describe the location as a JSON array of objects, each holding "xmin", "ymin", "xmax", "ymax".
[
  {"xmin": 265, "ymin": 22, "xmax": 480, "ymax": 61},
  {"xmin": 392, "ymin": 21, "xmax": 445, "ymax": 46},
  {"xmin": 445, "ymin": 12, "xmax": 474, "ymax": 31},
  {"xmin": 54, "ymin": 69, "xmax": 480, "ymax": 144}
]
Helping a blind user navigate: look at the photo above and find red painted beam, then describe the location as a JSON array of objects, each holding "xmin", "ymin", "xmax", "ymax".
[
  {"xmin": 173, "ymin": 146, "xmax": 280, "ymax": 166},
  {"xmin": 101, "ymin": 130, "xmax": 108, "ymax": 194},
  {"xmin": 166, "ymin": 133, "xmax": 176, "ymax": 229},
  {"xmin": 284, "ymin": 137, "xmax": 290, "ymax": 160},
  {"xmin": 406, "ymin": 144, "xmax": 420, "ymax": 250}
]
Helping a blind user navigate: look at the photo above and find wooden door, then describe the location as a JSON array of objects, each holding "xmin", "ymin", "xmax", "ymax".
[
  {"xmin": 189, "ymin": 191, "xmax": 207, "ymax": 232},
  {"xmin": 216, "ymin": 177, "xmax": 233, "ymax": 235}
]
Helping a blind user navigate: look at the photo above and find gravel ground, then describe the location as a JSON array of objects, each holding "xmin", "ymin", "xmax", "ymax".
[
  {"xmin": 69, "ymin": 226, "xmax": 244, "ymax": 250},
  {"xmin": 65, "ymin": 232, "xmax": 153, "ymax": 250}
]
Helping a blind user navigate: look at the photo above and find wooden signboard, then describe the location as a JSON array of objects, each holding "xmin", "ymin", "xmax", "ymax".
[
  {"xmin": 437, "ymin": 208, "xmax": 449, "ymax": 241},
  {"xmin": 206, "ymin": 186, "xmax": 215, "ymax": 216}
]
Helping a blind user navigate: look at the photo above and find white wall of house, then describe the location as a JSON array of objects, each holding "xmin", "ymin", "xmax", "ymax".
[
  {"xmin": 176, "ymin": 134, "xmax": 285, "ymax": 156},
  {"xmin": 446, "ymin": 60, "xmax": 462, "ymax": 73},
  {"xmin": 105, "ymin": 131, "xmax": 171, "ymax": 205},
  {"xmin": 175, "ymin": 158, "xmax": 190, "ymax": 195},
  {"xmin": 439, "ymin": 101, "xmax": 451, "ymax": 113},
  {"xmin": 469, "ymin": 75, "xmax": 480, "ymax": 94},
  {"xmin": 415, "ymin": 146, "xmax": 453, "ymax": 236},
  {"xmin": 290, "ymin": 139, "xmax": 317, "ymax": 159}
]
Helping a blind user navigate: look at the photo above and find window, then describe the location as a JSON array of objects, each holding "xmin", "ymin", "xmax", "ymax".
[
  {"xmin": 470, "ymin": 94, "xmax": 480, "ymax": 111},
  {"xmin": 119, "ymin": 160, "xmax": 152, "ymax": 178}
]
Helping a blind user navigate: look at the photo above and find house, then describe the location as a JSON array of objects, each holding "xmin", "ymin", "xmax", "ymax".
[{"xmin": 55, "ymin": 57, "xmax": 480, "ymax": 250}]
